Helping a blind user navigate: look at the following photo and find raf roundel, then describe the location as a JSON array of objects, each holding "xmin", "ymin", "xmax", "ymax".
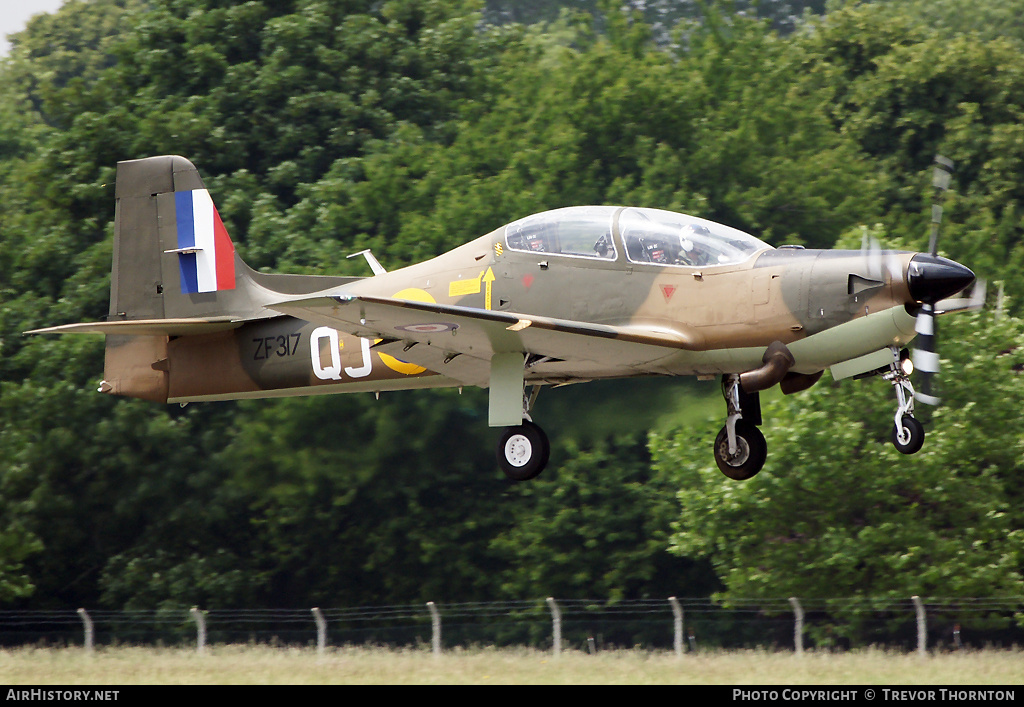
[{"xmin": 395, "ymin": 323, "xmax": 459, "ymax": 334}]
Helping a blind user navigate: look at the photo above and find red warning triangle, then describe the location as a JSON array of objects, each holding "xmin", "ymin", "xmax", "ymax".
[{"xmin": 660, "ymin": 284, "xmax": 677, "ymax": 302}]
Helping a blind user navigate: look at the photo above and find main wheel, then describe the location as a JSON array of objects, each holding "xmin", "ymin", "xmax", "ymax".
[
  {"xmin": 713, "ymin": 421, "xmax": 767, "ymax": 480},
  {"xmin": 497, "ymin": 421, "xmax": 550, "ymax": 481},
  {"xmin": 892, "ymin": 415, "xmax": 925, "ymax": 455}
]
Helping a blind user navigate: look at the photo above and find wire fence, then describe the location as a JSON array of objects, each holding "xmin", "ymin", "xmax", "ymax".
[{"xmin": 1, "ymin": 597, "xmax": 1021, "ymax": 653}]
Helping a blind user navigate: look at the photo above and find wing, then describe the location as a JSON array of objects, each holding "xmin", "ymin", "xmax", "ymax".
[{"xmin": 269, "ymin": 294, "xmax": 705, "ymax": 387}]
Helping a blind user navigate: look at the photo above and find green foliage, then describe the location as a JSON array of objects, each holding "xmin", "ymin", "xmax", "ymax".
[
  {"xmin": 209, "ymin": 389, "xmax": 514, "ymax": 606},
  {"xmin": 0, "ymin": 0, "xmax": 1022, "ymax": 618},
  {"xmin": 868, "ymin": 0, "xmax": 1024, "ymax": 46},
  {"xmin": 491, "ymin": 434, "xmax": 716, "ymax": 602},
  {"xmin": 5, "ymin": 0, "xmax": 144, "ymax": 129},
  {"xmin": 0, "ymin": 523, "xmax": 41, "ymax": 603},
  {"xmin": 794, "ymin": 2, "xmax": 1024, "ymax": 311},
  {"xmin": 652, "ymin": 313, "xmax": 1024, "ymax": 638}
]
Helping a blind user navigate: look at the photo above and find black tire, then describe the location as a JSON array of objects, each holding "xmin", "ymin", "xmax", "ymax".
[
  {"xmin": 713, "ymin": 421, "xmax": 767, "ymax": 480},
  {"xmin": 497, "ymin": 421, "xmax": 550, "ymax": 481},
  {"xmin": 892, "ymin": 415, "xmax": 925, "ymax": 455}
]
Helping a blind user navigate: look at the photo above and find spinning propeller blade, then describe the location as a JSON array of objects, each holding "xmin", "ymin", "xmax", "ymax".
[
  {"xmin": 910, "ymin": 155, "xmax": 970, "ymax": 405},
  {"xmin": 912, "ymin": 301, "xmax": 941, "ymax": 405},
  {"xmin": 858, "ymin": 231, "xmax": 902, "ymax": 295}
]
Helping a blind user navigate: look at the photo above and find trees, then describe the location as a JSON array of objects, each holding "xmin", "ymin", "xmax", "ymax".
[
  {"xmin": 490, "ymin": 434, "xmax": 717, "ymax": 602},
  {"xmin": 791, "ymin": 2, "xmax": 1024, "ymax": 313},
  {"xmin": 651, "ymin": 312, "xmax": 1024, "ymax": 635},
  {"xmin": 0, "ymin": 0, "xmax": 1021, "ymax": 620},
  {"xmin": 0, "ymin": 0, "xmax": 536, "ymax": 611}
]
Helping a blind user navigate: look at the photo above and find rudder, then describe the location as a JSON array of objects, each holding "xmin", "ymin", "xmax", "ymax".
[{"xmin": 110, "ymin": 155, "xmax": 253, "ymax": 322}]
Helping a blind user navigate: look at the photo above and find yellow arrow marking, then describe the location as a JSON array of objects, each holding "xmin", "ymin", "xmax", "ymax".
[{"xmin": 482, "ymin": 267, "xmax": 495, "ymax": 310}]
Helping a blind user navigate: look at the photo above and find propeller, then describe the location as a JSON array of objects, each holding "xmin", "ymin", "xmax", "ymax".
[
  {"xmin": 861, "ymin": 230, "xmax": 904, "ymax": 285},
  {"xmin": 935, "ymin": 278, "xmax": 986, "ymax": 315},
  {"xmin": 854, "ymin": 227, "xmax": 902, "ymax": 301},
  {"xmin": 910, "ymin": 155, "xmax": 962, "ymax": 406}
]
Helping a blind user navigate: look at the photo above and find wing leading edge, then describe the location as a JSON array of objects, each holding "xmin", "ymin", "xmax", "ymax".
[{"xmin": 268, "ymin": 294, "xmax": 705, "ymax": 387}]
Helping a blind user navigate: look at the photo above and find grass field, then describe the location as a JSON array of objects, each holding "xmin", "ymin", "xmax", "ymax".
[{"xmin": 1, "ymin": 645, "xmax": 1021, "ymax": 684}]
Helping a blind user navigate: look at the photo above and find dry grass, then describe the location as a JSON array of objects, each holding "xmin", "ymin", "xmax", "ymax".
[{"xmin": 1, "ymin": 645, "xmax": 1021, "ymax": 684}]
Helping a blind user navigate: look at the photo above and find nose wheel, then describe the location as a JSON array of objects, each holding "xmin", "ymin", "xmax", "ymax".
[
  {"xmin": 882, "ymin": 347, "xmax": 926, "ymax": 455},
  {"xmin": 892, "ymin": 414, "xmax": 925, "ymax": 455}
]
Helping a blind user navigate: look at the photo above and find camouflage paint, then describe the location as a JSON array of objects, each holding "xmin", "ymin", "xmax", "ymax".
[{"xmin": 32, "ymin": 157, "xmax": 961, "ymax": 409}]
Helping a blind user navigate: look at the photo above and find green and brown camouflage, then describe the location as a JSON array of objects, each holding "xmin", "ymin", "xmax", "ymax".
[{"xmin": 29, "ymin": 156, "xmax": 976, "ymax": 480}]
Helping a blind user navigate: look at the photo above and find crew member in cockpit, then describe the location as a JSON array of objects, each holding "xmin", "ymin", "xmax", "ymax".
[{"xmin": 676, "ymin": 223, "xmax": 712, "ymax": 266}]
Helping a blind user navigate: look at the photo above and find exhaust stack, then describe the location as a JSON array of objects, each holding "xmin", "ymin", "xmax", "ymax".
[{"xmin": 740, "ymin": 341, "xmax": 796, "ymax": 394}]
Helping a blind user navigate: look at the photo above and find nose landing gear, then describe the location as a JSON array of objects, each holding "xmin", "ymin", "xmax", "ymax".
[{"xmin": 882, "ymin": 347, "xmax": 926, "ymax": 455}]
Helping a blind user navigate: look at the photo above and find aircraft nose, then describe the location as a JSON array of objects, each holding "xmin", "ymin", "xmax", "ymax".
[{"xmin": 907, "ymin": 254, "xmax": 975, "ymax": 303}]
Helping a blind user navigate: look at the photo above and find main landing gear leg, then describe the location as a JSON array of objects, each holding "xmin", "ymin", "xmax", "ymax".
[
  {"xmin": 496, "ymin": 385, "xmax": 550, "ymax": 481},
  {"xmin": 882, "ymin": 347, "xmax": 925, "ymax": 454},
  {"xmin": 713, "ymin": 375, "xmax": 767, "ymax": 480}
]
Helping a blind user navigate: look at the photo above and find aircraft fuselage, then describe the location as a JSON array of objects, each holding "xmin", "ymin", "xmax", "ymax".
[
  {"xmin": 145, "ymin": 225, "xmax": 923, "ymax": 404},
  {"xmin": 34, "ymin": 157, "xmax": 976, "ymax": 481}
]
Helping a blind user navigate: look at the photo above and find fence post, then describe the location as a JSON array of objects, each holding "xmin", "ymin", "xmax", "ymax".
[
  {"xmin": 312, "ymin": 607, "xmax": 326, "ymax": 655},
  {"xmin": 789, "ymin": 597, "xmax": 804, "ymax": 656},
  {"xmin": 668, "ymin": 597, "xmax": 683, "ymax": 657},
  {"xmin": 546, "ymin": 597, "xmax": 561, "ymax": 657},
  {"xmin": 912, "ymin": 596, "xmax": 927, "ymax": 657},
  {"xmin": 426, "ymin": 601, "xmax": 441, "ymax": 656},
  {"xmin": 77, "ymin": 608, "xmax": 93, "ymax": 652},
  {"xmin": 190, "ymin": 607, "xmax": 206, "ymax": 654}
]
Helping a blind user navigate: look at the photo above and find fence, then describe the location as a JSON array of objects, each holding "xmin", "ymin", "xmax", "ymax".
[{"xmin": 0, "ymin": 597, "xmax": 1020, "ymax": 653}]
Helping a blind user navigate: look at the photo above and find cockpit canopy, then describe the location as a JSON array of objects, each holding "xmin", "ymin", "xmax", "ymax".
[
  {"xmin": 503, "ymin": 206, "xmax": 770, "ymax": 267},
  {"xmin": 619, "ymin": 207, "xmax": 770, "ymax": 267},
  {"xmin": 505, "ymin": 206, "xmax": 620, "ymax": 260}
]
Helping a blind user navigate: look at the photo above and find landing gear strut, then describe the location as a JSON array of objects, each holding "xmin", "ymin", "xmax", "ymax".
[
  {"xmin": 714, "ymin": 375, "xmax": 767, "ymax": 480},
  {"xmin": 882, "ymin": 347, "xmax": 925, "ymax": 454},
  {"xmin": 496, "ymin": 385, "xmax": 550, "ymax": 481}
]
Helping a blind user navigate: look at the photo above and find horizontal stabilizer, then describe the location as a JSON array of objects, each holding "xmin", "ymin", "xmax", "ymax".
[{"xmin": 26, "ymin": 317, "xmax": 243, "ymax": 337}]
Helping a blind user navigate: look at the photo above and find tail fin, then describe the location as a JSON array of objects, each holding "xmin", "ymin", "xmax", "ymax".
[
  {"xmin": 112, "ymin": 155, "xmax": 254, "ymax": 321},
  {"xmin": 30, "ymin": 156, "xmax": 360, "ymax": 402},
  {"xmin": 111, "ymin": 156, "xmax": 359, "ymax": 321}
]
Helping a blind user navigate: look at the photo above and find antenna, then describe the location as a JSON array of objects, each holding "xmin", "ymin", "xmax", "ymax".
[{"xmin": 347, "ymin": 249, "xmax": 387, "ymax": 276}]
